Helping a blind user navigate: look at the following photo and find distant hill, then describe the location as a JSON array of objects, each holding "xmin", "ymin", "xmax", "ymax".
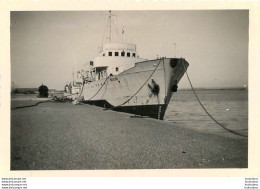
[{"xmin": 12, "ymin": 88, "xmax": 38, "ymax": 94}]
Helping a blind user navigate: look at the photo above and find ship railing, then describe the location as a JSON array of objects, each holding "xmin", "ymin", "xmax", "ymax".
[{"xmin": 80, "ymin": 67, "xmax": 108, "ymax": 82}]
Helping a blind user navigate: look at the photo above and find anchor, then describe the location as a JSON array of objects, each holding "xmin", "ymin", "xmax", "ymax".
[{"xmin": 148, "ymin": 79, "xmax": 160, "ymax": 97}]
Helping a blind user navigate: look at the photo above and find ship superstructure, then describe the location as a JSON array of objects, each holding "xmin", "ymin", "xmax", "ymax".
[{"xmin": 64, "ymin": 11, "xmax": 189, "ymax": 120}]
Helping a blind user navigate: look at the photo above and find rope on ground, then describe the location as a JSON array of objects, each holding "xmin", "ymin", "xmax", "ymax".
[
  {"xmin": 181, "ymin": 59, "xmax": 248, "ymax": 138},
  {"xmin": 11, "ymin": 100, "xmax": 54, "ymax": 110},
  {"xmin": 12, "ymin": 92, "xmax": 77, "ymax": 110},
  {"xmin": 105, "ymin": 58, "xmax": 164, "ymax": 110}
]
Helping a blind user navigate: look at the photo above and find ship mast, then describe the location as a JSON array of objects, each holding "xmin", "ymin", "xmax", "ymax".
[
  {"xmin": 109, "ymin": 10, "xmax": 112, "ymax": 43},
  {"xmin": 105, "ymin": 10, "xmax": 118, "ymax": 44},
  {"xmin": 72, "ymin": 67, "xmax": 74, "ymax": 85}
]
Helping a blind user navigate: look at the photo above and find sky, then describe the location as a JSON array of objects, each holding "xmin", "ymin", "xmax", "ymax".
[{"xmin": 11, "ymin": 10, "xmax": 248, "ymax": 90}]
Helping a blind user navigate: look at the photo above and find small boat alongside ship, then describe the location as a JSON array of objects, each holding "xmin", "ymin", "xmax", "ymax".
[{"xmin": 64, "ymin": 11, "xmax": 189, "ymax": 120}]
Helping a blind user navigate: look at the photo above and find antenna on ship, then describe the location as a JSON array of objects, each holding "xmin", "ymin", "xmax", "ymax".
[
  {"xmin": 173, "ymin": 43, "xmax": 177, "ymax": 58},
  {"xmin": 109, "ymin": 10, "xmax": 112, "ymax": 43},
  {"xmin": 72, "ymin": 66, "xmax": 75, "ymax": 85},
  {"xmin": 122, "ymin": 26, "xmax": 124, "ymax": 42}
]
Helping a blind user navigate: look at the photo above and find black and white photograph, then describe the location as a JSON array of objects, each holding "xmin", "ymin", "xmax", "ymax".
[{"xmin": 10, "ymin": 10, "xmax": 249, "ymax": 170}]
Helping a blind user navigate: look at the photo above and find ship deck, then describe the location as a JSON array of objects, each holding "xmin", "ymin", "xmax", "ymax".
[{"xmin": 11, "ymin": 99, "xmax": 247, "ymax": 170}]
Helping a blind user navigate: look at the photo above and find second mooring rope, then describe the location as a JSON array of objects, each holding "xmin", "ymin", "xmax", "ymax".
[
  {"xmin": 105, "ymin": 58, "xmax": 164, "ymax": 110},
  {"xmin": 181, "ymin": 59, "xmax": 247, "ymax": 138},
  {"xmin": 87, "ymin": 76, "xmax": 110, "ymax": 100}
]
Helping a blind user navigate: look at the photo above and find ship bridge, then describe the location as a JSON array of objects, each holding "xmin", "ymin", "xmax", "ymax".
[
  {"xmin": 84, "ymin": 42, "xmax": 147, "ymax": 80},
  {"xmin": 100, "ymin": 43, "xmax": 137, "ymax": 57}
]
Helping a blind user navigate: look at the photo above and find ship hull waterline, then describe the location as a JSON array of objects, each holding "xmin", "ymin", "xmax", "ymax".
[{"xmin": 71, "ymin": 58, "xmax": 189, "ymax": 120}]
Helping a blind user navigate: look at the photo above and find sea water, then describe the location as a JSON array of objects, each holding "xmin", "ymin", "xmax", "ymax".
[{"xmin": 164, "ymin": 89, "xmax": 248, "ymax": 139}]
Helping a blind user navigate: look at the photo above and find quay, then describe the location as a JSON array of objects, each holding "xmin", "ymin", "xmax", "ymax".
[{"xmin": 11, "ymin": 100, "xmax": 247, "ymax": 170}]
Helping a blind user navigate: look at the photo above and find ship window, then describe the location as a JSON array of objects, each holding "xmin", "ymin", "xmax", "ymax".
[
  {"xmin": 133, "ymin": 53, "xmax": 136, "ymax": 57},
  {"xmin": 121, "ymin": 51, "xmax": 125, "ymax": 56},
  {"xmin": 109, "ymin": 52, "xmax": 112, "ymax": 56},
  {"xmin": 90, "ymin": 61, "xmax": 93, "ymax": 66},
  {"xmin": 115, "ymin": 52, "xmax": 119, "ymax": 56},
  {"xmin": 116, "ymin": 67, "xmax": 119, "ymax": 72},
  {"xmin": 127, "ymin": 52, "xmax": 130, "ymax": 57}
]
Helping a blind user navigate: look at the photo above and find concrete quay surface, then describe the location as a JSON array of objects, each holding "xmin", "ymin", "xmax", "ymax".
[{"xmin": 11, "ymin": 100, "xmax": 248, "ymax": 170}]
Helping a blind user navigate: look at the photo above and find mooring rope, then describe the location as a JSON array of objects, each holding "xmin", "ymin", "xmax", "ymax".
[
  {"xmin": 11, "ymin": 100, "xmax": 54, "ymax": 110},
  {"xmin": 105, "ymin": 58, "xmax": 164, "ymax": 110},
  {"xmin": 87, "ymin": 76, "xmax": 110, "ymax": 100},
  {"xmin": 12, "ymin": 91, "xmax": 78, "ymax": 110},
  {"xmin": 181, "ymin": 59, "xmax": 247, "ymax": 138},
  {"xmin": 101, "ymin": 78, "xmax": 109, "ymax": 100}
]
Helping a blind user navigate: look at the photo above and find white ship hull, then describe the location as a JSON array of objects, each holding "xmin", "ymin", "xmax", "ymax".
[{"xmin": 80, "ymin": 58, "xmax": 189, "ymax": 120}]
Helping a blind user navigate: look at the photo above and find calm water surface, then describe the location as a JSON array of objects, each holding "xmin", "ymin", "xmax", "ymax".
[{"xmin": 164, "ymin": 89, "xmax": 248, "ymax": 139}]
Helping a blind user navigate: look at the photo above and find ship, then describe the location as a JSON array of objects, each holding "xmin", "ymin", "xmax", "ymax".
[{"xmin": 64, "ymin": 11, "xmax": 189, "ymax": 120}]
